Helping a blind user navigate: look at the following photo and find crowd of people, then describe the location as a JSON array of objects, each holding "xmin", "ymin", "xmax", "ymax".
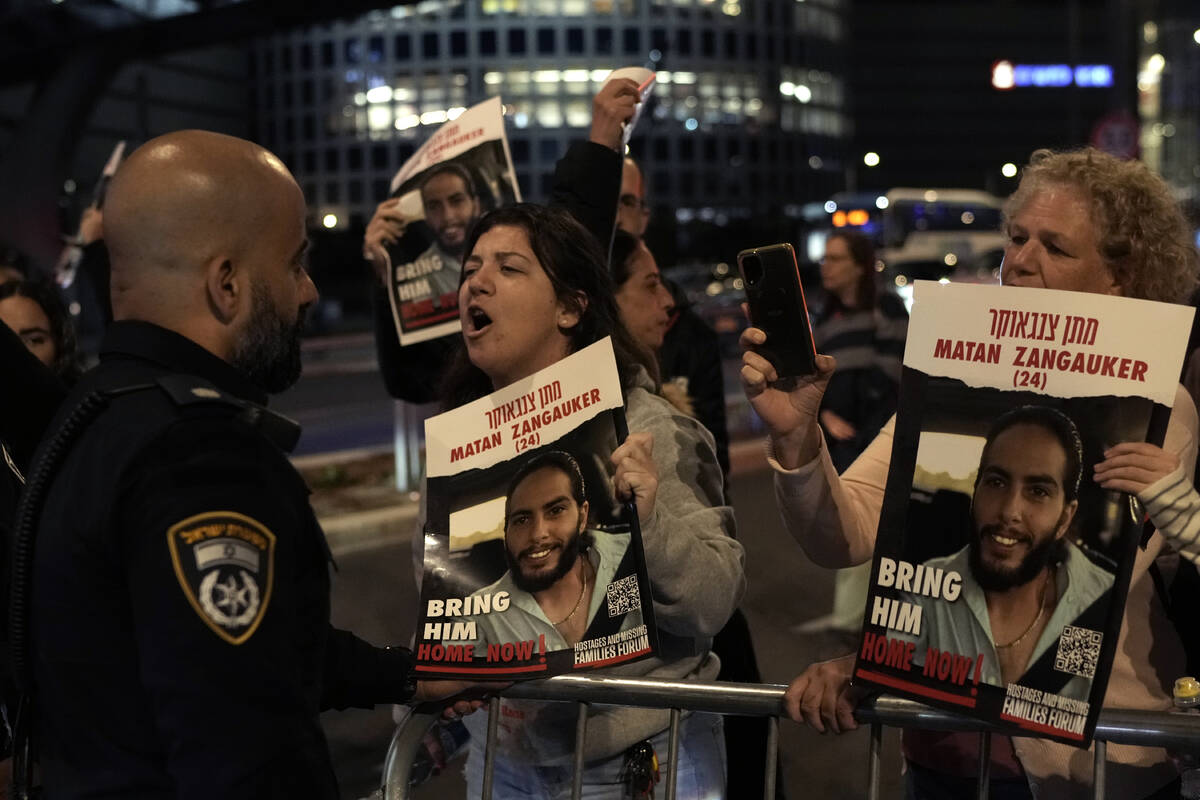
[{"xmin": 0, "ymin": 78, "xmax": 1198, "ymax": 800}]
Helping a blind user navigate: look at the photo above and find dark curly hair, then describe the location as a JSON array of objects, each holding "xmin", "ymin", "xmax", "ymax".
[
  {"xmin": 1004, "ymin": 148, "xmax": 1200, "ymax": 303},
  {"xmin": 503, "ymin": 450, "xmax": 587, "ymax": 531},
  {"xmin": 977, "ymin": 405, "xmax": 1083, "ymax": 503}
]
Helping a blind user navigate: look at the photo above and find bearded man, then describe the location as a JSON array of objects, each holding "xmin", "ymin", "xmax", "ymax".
[
  {"xmin": 902, "ymin": 406, "xmax": 1114, "ymax": 702},
  {"xmin": 24, "ymin": 130, "xmax": 478, "ymax": 800},
  {"xmin": 467, "ymin": 450, "xmax": 633, "ymax": 649}
]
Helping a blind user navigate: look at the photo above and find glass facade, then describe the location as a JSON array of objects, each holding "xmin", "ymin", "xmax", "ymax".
[
  {"xmin": 1138, "ymin": 9, "xmax": 1200, "ymax": 217},
  {"xmin": 251, "ymin": 0, "xmax": 849, "ymax": 230}
]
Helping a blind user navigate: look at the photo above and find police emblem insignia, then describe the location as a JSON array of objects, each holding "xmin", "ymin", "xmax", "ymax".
[{"xmin": 167, "ymin": 511, "xmax": 276, "ymax": 645}]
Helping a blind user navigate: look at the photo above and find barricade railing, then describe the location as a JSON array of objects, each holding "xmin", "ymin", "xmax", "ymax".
[{"xmin": 377, "ymin": 675, "xmax": 1200, "ymax": 800}]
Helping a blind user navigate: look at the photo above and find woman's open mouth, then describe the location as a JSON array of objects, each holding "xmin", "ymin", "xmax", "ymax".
[{"xmin": 464, "ymin": 305, "xmax": 493, "ymax": 337}]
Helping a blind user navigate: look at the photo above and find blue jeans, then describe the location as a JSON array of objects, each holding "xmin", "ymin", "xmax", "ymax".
[{"xmin": 464, "ymin": 712, "xmax": 727, "ymax": 800}]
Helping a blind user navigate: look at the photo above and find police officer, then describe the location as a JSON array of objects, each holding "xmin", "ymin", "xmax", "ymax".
[{"xmin": 25, "ymin": 130, "xmax": 478, "ymax": 798}]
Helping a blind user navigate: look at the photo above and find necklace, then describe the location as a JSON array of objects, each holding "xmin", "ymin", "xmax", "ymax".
[
  {"xmin": 550, "ymin": 559, "xmax": 591, "ymax": 626},
  {"xmin": 995, "ymin": 575, "xmax": 1050, "ymax": 650}
]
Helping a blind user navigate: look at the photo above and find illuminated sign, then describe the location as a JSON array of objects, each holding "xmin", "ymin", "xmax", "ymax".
[
  {"xmin": 991, "ymin": 60, "xmax": 1113, "ymax": 89},
  {"xmin": 1074, "ymin": 65, "xmax": 1114, "ymax": 87}
]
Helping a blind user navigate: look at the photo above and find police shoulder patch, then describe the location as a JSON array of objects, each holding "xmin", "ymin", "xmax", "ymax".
[{"xmin": 167, "ymin": 511, "xmax": 276, "ymax": 645}]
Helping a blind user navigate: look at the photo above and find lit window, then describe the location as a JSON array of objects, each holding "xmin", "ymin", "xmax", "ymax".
[
  {"xmin": 368, "ymin": 105, "xmax": 392, "ymax": 131},
  {"xmin": 536, "ymin": 102, "xmax": 563, "ymax": 126},
  {"xmin": 366, "ymin": 86, "xmax": 392, "ymax": 104},
  {"xmin": 565, "ymin": 100, "xmax": 590, "ymax": 127},
  {"xmin": 510, "ymin": 100, "xmax": 532, "ymax": 128}
]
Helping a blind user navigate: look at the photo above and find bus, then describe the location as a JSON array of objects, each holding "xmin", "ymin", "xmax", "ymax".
[{"xmin": 808, "ymin": 188, "xmax": 1008, "ymax": 308}]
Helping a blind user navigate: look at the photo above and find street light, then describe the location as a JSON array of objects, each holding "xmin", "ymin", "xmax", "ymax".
[
  {"xmin": 863, "ymin": 152, "xmax": 881, "ymax": 167},
  {"xmin": 1193, "ymin": 28, "xmax": 1200, "ymax": 45},
  {"xmin": 322, "ymin": 214, "xmax": 338, "ymax": 229},
  {"xmin": 1002, "ymin": 163, "xmax": 1018, "ymax": 178}
]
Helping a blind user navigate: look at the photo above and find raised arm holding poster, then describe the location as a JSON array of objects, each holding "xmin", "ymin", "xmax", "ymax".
[
  {"xmin": 384, "ymin": 96, "xmax": 520, "ymax": 345},
  {"xmin": 415, "ymin": 337, "xmax": 658, "ymax": 679},
  {"xmin": 853, "ymin": 280, "xmax": 1194, "ymax": 746}
]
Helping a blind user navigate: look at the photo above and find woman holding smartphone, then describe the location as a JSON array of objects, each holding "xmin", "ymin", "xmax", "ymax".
[
  {"xmin": 741, "ymin": 148, "xmax": 1200, "ymax": 800},
  {"xmin": 432, "ymin": 203, "xmax": 745, "ymax": 799}
]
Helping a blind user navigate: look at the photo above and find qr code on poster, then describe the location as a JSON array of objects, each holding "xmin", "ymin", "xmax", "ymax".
[
  {"xmin": 606, "ymin": 574, "xmax": 641, "ymax": 617},
  {"xmin": 1054, "ymin": 625, "xmax": 1103, "ymax": 679}
]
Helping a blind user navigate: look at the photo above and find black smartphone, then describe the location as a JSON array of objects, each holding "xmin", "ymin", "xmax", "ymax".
[{"xmin": 737, "ymin": 243, "xmax": 818, "ymax": 380}]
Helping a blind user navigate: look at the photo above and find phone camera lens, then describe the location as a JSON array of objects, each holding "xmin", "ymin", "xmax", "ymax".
[{"xmin": 742, "ymin": 255, "xmax": 763, "ymax": 285}]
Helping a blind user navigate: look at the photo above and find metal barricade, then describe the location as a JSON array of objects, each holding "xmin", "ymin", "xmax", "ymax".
[{"xmin": 378, "ymin": 675, "xmax": 1200, "ymax": 800}]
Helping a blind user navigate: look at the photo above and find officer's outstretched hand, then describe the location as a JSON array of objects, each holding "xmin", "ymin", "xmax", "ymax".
[
  {"xmin": 414, "ymin": 679, "xmax": 511, "ymax": 720},
  {"xmin": 783, "ymin": 654, "xmax": 863, "ymax": 734}
]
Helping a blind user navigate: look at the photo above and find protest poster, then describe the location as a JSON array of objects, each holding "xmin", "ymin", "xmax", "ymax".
[
  {"xmin": 384, "ymin": 95, "xmax": 520, "ymax": 345},
  {"xmin": 853, "ymin": 280, "xmax": 1194, "ymax": 745},
  {"xmin": 415, "ymin": 338, "xmax": 659, "ymax": 679}
]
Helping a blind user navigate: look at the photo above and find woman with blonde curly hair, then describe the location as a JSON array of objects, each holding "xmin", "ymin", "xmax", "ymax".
[
  {"xmin": 1002, "ymin": 147, "xmax": 1199, "ymax": 304},
  {"xmin": 742, "ymin": 147, "xmax": 1200, "ymax": 800}
]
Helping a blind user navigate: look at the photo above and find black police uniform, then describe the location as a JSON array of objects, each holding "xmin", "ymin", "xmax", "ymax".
[{"xmin": 30, "ymin": 320, "xmax": 416, "ymax": 799}]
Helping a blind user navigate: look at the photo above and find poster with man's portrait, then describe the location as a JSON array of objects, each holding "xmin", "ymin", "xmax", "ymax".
[
  {"xmin": 853, "ymin": 281, "xmax": 1193, "ymax": 746},
  {"xmin": 385, "ymin": 96, "xmax": 521, "ymax": 345},
  {"xmin": 414, "ymin": 338, "xmax": 659, "ymax": 679}
]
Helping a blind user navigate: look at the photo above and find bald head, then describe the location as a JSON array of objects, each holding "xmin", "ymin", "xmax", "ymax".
[
  {"xmin": 106, "ymin": 130, "xmax": 304, "ymax": 311},
  {"xmin": 104, "ymin": 131, "xmax": 317, "ymax": 386}
]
